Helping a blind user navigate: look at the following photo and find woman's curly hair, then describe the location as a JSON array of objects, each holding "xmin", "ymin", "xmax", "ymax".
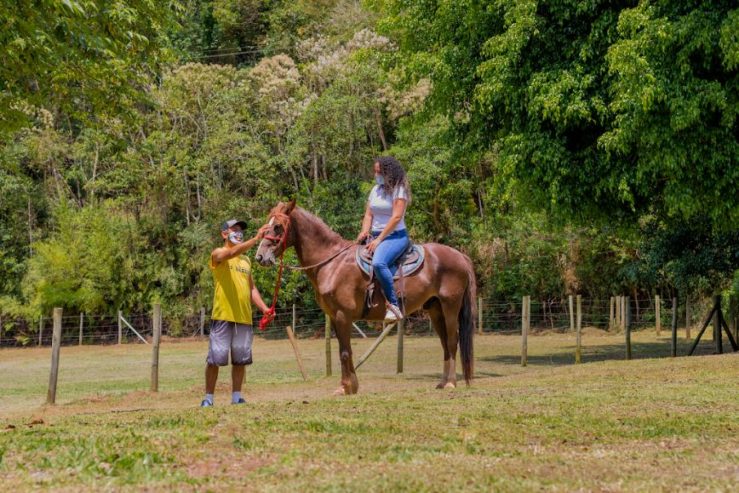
[{"xmin": 375, "ymin": 156, "xmax": 411, "ymax": 202}]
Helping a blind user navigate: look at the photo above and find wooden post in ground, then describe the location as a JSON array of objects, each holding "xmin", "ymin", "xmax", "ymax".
[
  {"xmin": 685, "ymin": 296, "xmax": 691, "ymax": 340},
  {"xmin": 199, "ymin": 307, "xmax": 205, "ymax": 337},
  {"xmin": 325, "ymin": 316, "xmax": 332, "ymax": 377},
  {"xmin": 713, "ymin": 295, "xmax": 722, "ymax": 354},
  {"xmin": 568, "ymin": 295, "xmax": 575, "ymax": 333},
  {"xmin": 118, "ymin": 310, "xmax": 123, "ymax": 344},
  {"xmin": 151, "ymin": 304, "xmax": 162, "ymax": 392},
  {"xmin": 78, "ymin": 313, "xmax": 84, "ymax": 346},
  {"xmin": 285, "ymin": 326, "xmax": 307, "ymax": 381},
  {"xmin": 477, "ymin": 296, "xmax": 483, "ymax": 335},
  {"xmin": 292, "ymin": 303, "xmax": 296, "ymax": 333},
  {"xmin": 655, "ymin": 295, "xmax": 661, "ymax": 336},
  {"xmin": 671, "ymin": 297, "xmax": 678, "ymax": 357},
  {"xmin": 356, "ymin": 322, "xmax": 396, "ymax": 369},
  {"xmin": 614, "ymin": 296, "xmax": 621, "ymax": 332},
  {"xmin": 729, "ymin": 295, "xmax": 738, "ymax": 344},
  {"xmin": 38, "ymin": 315, "xmax": 43, "ymax": 346},
  {"xmin": 625, "ymin": 296, "xmax": 632, "ymax": 360},
  {"xmin": 397, "ymin": 318, "xmax": 405, "ymax": 374},
  {"xmin": 575, "ymin": 295, "xmax": 582, "ymax": 364},
  {"xmin": 609, "ymin": 296, "xmax": 615, "ymax": 331},
  {"xmin": 46, "ymin": 308, "xmax": 62, "ymax": 404},
  {"xmin": 521, "ymin": 296, "xmax": 529, "ymax": 367}
]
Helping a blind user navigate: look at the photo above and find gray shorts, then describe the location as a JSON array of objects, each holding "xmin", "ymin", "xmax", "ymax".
[{"xmin": 206, "ymin": 320, "xmax": 254, "ymax": 366}]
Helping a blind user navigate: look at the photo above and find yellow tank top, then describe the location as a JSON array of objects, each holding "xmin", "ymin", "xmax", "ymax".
[{"xmin": 210, "ymin": 255, "xmax": 252, "ymax": 325}]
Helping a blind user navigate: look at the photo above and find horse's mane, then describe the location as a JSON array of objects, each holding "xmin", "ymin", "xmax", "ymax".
[{"xmin": 268, "ymin": 203, "xmax": 350, "ymax": 247}]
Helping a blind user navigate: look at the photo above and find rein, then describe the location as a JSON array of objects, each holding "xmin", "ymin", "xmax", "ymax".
[
  {"xmin": 257, "ymin": 216, "xmax": 289, "ymax": 331},
  {"xmin": 288, "ymin": 243, "xmax": 354, "ymax": 271}
]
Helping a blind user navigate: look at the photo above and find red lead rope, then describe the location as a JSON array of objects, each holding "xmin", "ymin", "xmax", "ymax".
[{"xmin": 258, "ymin": 226, "xmax": 288, "ymax": 331}]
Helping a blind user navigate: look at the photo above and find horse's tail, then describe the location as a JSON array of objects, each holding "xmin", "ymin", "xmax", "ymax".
[{"xmin": 458, "ymin": 255, "xmax": 476, "ymax": 385}]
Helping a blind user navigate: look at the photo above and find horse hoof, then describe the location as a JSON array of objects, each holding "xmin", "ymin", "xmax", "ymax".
[
  {"xmin": 443, "ymin": 382, "xmax": 456, "ymax": 389},
  {"xmin": 334, "ymin": 387, "xmax": 347, "ymax": 396},
  {"xmin": 436, "ymin": 382, "xmax": 446, "ymax": 389}
]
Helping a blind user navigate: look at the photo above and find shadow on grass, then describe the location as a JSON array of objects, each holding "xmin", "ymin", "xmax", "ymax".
[
  {"xmin": 481, "ymin": 340, "xmax": 729, "ymax": 366},
  {"xmin": 402, "ymin": 370, "xmax": 504, "ymax": 382}
]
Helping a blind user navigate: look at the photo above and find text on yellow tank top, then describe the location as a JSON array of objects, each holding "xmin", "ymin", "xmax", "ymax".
[{"xmin": 210, "ymin": 255, "xmax": 252, "ymax": 325}]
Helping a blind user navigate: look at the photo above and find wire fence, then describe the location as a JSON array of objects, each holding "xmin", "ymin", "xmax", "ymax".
[{"xmin": 0, "ymin": 295, "xmax": 726, "ymax": 349}]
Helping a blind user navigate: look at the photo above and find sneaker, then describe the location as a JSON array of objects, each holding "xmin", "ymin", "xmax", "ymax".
[
  {"xmin": 384, "ymin": 304, "xmax": 402, "ymax": 322},
  {"xmin": 200, "ymin": 399, "xmax": 213, "ymax": 407},
  {"xmin": 232, "ymin": 398, "xmax": 247, "ymax": 405}
]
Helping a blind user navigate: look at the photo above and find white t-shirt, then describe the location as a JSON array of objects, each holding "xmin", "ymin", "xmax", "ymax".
[{"xmin": 369, "ymin": 184, "xmax": 408, "ymax": 232}]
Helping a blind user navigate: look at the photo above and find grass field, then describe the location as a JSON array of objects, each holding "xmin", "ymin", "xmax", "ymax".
[{"xmin": 1, "ymin": 329, "xmax": 737, "ymax": 491}]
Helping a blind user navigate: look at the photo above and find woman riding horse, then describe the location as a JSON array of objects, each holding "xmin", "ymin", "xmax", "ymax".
[
  {"xmin": 356, "ymin": 156, "xmax": 411, "ymax": 322},
  {"xmin": 255, "ymin": 202, "xmax": 476, "ymax": 395}
]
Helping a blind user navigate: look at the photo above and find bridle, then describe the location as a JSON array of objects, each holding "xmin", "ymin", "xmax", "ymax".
[
  {"xmin": 257, "ymin": 212, "xmax": 291, "ymax": 331},
  {"xmin": 256, "ymin": 210, "xmax": 354, "ymax": 330}
]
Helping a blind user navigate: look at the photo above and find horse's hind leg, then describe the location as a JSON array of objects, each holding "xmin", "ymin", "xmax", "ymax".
[
  {"xmin": 440, "ymin": 297, "xmax": 463, "ymax": 389},
  {"xmin": 427, "ymin": 298, "xmax": 451, "ymax": 389}
]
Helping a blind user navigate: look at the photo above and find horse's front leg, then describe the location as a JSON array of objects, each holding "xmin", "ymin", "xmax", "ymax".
[{"xmin": 332, "ymin": 315, "xmax": 359, "ymax": 395}]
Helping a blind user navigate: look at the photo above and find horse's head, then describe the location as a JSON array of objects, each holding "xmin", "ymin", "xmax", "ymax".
[{"xmin": 255, "ymin": 200, "xmax": 296, "ymax": 266}]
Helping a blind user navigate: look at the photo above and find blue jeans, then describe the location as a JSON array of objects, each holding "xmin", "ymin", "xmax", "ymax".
[{"xmin": 371, "ymin": 229, "xmax": 410, "ymax": 307}]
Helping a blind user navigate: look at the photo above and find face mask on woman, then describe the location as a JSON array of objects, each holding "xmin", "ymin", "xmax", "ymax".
[
  {"xmin": 228, "ymin": 231, "xmax": 244, "ymax": 244},
  {"xmin": 375, "ymin": 174, "xmax": 385, "ymax": 186}
]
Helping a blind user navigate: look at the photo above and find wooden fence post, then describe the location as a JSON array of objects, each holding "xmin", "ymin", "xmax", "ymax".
[
  {"xmin": 199, "ymin": 307, "xmax": 205, "ymax": 337},
  {"xmin": 79, "ymin": 313, "xmax": 84, "ymax": 346},
  {"xmin": 609, "ymin": 296, "xmax": 615, "ymax": 331},
  {"xmin": 397, "ymin": 318, "xmax": 405, "ymax": 374},
  {"xmin": 568, "ymin": 295, "xmax": 575, "ymax": 333},
  {"xmin": 46, "ymin": 308, "xmax": 62, "ymax": 404},
  {"xmin": 285, "ymin": 325, "xmax": 308, "ymax": 381},
  {"xmin": 575, "ymin": 295, "xmax": 582, "ymax": 364},
  {"xmin": 292, "ymin": 303, "xmax": 297, "ymax": 333},
  {"xmin": 655, "ymin": 295, "xmax": 661, "ymax": 336},
  {"xmin": 151, "ymin": 304, "xmax": 162, "ymax": 392},
  {"xmin": 671, "ymin": 297, "xmax": 678, "ymax": 357},
  {"xmin": 118, "ymin": 310, "xmax": 123, "ymax": 344},
  {"xmin": 685, "ymin": 296, "xmax": 691, "ymax": 340},
  {"xmin": 713, "ymin": 295, "xmax": 722, "ymax": 354},
  {"xmin": 477, "ymin": 296, "xmax": 483, "ymax": 335},
  {"xmin": 521, "ymin": 296, "xmax": 529, "ymax": 367},
  {"xmin": 325, "ymin": 316, "xmax": 332, "ymax": 377},
  {"xmin": 625, "ymin": 296, "xmax": 632, "ymax": 360},
  {"xmin": 614, "ymin": 296, "xmax": 621, "ymax": 332},
  {"xmin": 38, "ymin": 315, "xmax": 43, "ymax": 346}
]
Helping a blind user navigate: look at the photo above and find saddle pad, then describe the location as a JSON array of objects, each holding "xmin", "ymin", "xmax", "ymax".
[{"xmin": 356, "ymin": 244, "xmax": 425, "ymax": 279}]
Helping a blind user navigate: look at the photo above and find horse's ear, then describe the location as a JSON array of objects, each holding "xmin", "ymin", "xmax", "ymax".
[{"xmin": 285, "ymin": 199, "xmax": 296, "ymax": 214}]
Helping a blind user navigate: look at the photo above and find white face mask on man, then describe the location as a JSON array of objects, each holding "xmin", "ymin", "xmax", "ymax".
[{"xmin": 228, "ymin": 231, "xmax": 244, "ymax": 244}]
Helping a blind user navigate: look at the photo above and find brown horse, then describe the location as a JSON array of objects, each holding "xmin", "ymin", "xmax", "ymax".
[{"xmin": 255, "ymin": 201, "xmax": 476, "ymax": 395}]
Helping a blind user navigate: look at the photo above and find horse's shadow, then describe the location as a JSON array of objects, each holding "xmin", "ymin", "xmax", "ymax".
[{"xmin": 402, "ymin": 370, "xmax": 503, "ymax": 381}]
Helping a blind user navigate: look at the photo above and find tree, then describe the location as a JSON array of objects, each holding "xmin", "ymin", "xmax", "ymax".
[
  {"xmin": 377, "ymin": 0, "xmax": 738, "ymax": 230},
  {"xmin": 0, "ymin": 0, "xmax": 177, "ymax": 135}
]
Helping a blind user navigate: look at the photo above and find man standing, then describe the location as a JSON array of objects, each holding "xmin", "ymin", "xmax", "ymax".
[{"xmin": 201, "ymin": 219, "xmax": 269, "ymax": 407}]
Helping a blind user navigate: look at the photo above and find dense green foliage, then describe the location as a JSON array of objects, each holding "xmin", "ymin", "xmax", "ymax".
[{"xmin": 0, "ymin": 0, "xmax": 736, "ymax": 329}]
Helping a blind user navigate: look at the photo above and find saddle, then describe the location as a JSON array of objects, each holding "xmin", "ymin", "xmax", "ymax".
[
  {"xmin": 355, "ymin": 243, "xmax": 425, "ymax": 279},
  {"xmin": 356, "ymin": 241, "xmax": 425, "ymax": 318}
]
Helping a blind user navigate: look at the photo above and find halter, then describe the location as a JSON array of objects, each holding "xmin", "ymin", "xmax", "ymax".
[
  {"xmin": 257, "ymin": 213, "xmax": 290, "ymax": 331},
  {"xmin": 257, "ymin": 210, "xmax": 354, "ymax": 330}
]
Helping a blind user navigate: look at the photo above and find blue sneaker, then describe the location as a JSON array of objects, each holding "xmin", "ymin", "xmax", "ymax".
[
  {"xmin": 200, "ymin": 399, "xmax": 213, "ymax": 407},
  {"xmin": 232, "ymin": 398, "xmax": 247, "ymax": 405}
]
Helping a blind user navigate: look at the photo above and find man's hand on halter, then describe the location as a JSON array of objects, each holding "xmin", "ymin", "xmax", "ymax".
[
  {"xmin": 356, "ymin": 231, "xmax": 369, "ymax": 244},
  {"xmin": 255, "ymin": 225, "xmax": 269, "ymax": 240}
]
